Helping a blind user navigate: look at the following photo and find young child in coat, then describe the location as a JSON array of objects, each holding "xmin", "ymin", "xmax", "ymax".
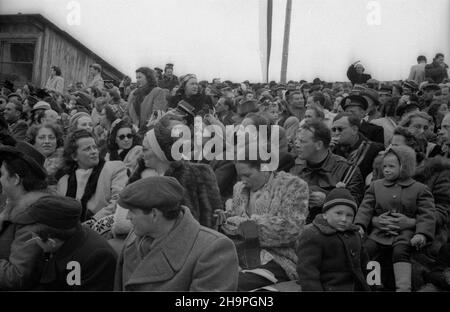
[
  {"xmin": 296, "ymin": 188, "xmax": 370, "ymax": 291},
  {"xmin": 354, "ymin": 145, "xmax": 436, "ymax": 291}
]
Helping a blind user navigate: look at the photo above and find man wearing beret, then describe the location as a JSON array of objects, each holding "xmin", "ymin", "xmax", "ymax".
[
  {"xmin": 115, "ymin": 176, "xmax": 239, "ymax": 291},
  {"xmin": 27, "ymin": 195, "xmax": 117, "ymax": 291},
  {"xmin": 0, "ymin": 142, "xmax": 50, "ymax": 289}
]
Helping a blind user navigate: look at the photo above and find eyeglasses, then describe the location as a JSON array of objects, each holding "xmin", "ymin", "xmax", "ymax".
[
  {"xmin": 118, "ymin": 134, "xmax": 133, "ymax": 140},
  {"xmin": 331, "ymin": 127, "xmax": 345, "ymax": 133}
]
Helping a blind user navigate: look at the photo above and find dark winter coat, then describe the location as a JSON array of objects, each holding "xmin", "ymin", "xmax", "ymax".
[
  {"xmin": 347, "ymin": 64, "xmax": 372, "ymax": 85},
  {"xmin": 360, "ymin": 120, "xmax": 385, "ymax": 146},
  {"xmin": 210, "ymin": 159, "xmax": 237, "ymax": 202},
  {"xmin": 290, "ymin": 151, "xmax": 365, "ymax": 224},
  {"xmin": 35, "ymin": 225, "xmax": 117, "ymax": 291},
  {"xmin": 296, "ymin": 214, "xmax": 371, "ymax": 291},
  {"xmin": 425, "ymin": 61, "xmax": 449, "ymax": 83},
  {"xmin": 333, "ymin": 133, "xmax": 385, "ymax": 181},
  {"xmin": 129, "ymin": 160, "xmax": 223, "ymax": 228},
  {"xmin": 414, "ymin": 156, "xmax": 450, "ymax": 256}
]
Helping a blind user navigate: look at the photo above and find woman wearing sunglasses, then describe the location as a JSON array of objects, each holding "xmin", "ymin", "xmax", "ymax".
[{"xmin": 105, "ymin": 119, "xmax": 142, "ymax": 176}]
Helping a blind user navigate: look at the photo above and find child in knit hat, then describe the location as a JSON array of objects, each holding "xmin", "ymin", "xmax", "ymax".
[
  {"xmin": 296, "ymin": 188, "xmax": 370, "ymax": 291},
  {"xmin": 354, "ymin": 145, "xmax": 436, "ymax": 291}
]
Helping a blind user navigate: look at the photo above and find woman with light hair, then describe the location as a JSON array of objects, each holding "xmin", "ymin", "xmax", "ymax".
[{"xmin": 399, "ymin": 111, "xmax": 442, "ymax": 158}]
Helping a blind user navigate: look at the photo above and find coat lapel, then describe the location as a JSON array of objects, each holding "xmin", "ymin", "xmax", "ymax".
[{"xmin": 124, "ymin": 207, "xmax": 200, "ymax": 287}]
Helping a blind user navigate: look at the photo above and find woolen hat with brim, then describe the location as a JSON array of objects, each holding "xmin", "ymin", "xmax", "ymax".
[
  {"xmin": 0, "ymin": 142, "xmax": 47, "ymax": 179},
  {"xmin": 118, "ymin": 176, "xmax": 184, "ymax": 213},
  {"xmin": 28, "ymin": 195, "xmax": 82, "ymax": 229},
  {"xmin": 322, "ymin": 188, "xmax": 357, "ymax": 214},
  {"xmin": 341, "ymin": 94, "xmax": 369, "ymax": 111}
]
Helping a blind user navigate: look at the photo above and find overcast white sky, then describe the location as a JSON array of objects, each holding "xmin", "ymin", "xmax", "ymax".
[{"xmin": 1, "ymin": 0, "xmax": 449, "ymax": 82}]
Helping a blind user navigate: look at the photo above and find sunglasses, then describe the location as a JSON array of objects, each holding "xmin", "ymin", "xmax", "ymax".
[
  {"xmin": 331, "ymin": 127, "xmax": 345, "ymax": 132},
  {"xmin": 118, "ymin": 134, "xmax": 133, "ymax": 140}
]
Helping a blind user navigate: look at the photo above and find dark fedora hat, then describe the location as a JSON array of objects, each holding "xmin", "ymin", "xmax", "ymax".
[{"xmin": 0, "ymin": 142, "xmax": 47, "ymax": 179}]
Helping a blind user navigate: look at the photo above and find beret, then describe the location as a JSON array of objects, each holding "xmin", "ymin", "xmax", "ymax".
[
  {"xmin": 29, "ymin": 195, "xmax": 81, "ymax": 229},
  {"xmin": 118, "ymin": 176, "xmax": 184, "ymax": 212}
]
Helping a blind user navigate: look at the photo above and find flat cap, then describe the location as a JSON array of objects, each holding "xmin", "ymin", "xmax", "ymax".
[{"xmin": 118, "ymin": 176, "xmax": 184, "ymax": 212}]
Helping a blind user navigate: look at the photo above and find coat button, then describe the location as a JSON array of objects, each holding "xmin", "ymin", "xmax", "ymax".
[
  {"xmin": 393, "ymin": 195, "xmax": 397, "ymax": 198},
  {"xmin": 350, "ymin": 250, "xmax": 356, "ymax": 257}
]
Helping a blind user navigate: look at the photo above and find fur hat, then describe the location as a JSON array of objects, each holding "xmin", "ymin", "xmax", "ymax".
[{"xmin": 322, "ymin": 188, "xmax": 357, "ymax": 214}]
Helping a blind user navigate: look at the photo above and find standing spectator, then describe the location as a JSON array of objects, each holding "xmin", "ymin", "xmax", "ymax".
[
  {"xmin": 409, "ymin": 55, "xmax": 428, "ymax": 84},
  {"xmin": 115, "ymin": 176, "xmax": 239, "ymax": 291},
  {"xmin": 44, "ymin": 66, "xmax": 64, "ymax": 94},
  {"xmin": 126, "ymin": 67, "xmax": 167, "ymax": 130},
  {"xmin": 86, "ymin": 63, "xmax": 105, "ymax": 90},
  {"xmin": 158, "ymin": 63, "xmax": 179, "ymax": 91},
  {"xmin": 425, "ymin": 53, "xmax": 449, "ymax": 83},
  {"xmin": 3, "ymin": 99, "xmax": 28, "ymax": 141},
  {"xmin": 285, "ymin": 91, "xmax": 307, "ymax": 120},
  {"xmin": 347, "ymin": 61, "xmax": 372, "ymax": 85}
]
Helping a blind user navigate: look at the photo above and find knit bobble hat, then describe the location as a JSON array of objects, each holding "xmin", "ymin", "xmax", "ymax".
[{"xmin": 322, "ymin": 188, "xmax": 357, "ymax": 214}]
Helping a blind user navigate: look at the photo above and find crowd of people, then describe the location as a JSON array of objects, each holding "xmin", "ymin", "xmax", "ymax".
[{"xmin": 0, "ymin": 52, "xmax": 449, "ymax": 291}]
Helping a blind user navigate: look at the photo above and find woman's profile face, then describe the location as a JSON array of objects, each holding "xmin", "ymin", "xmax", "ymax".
[{"xmin": 136, "ymin": 72, "xmax": 148, "ymax": 88}]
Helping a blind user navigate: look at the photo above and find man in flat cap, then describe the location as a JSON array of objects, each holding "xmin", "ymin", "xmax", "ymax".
[
  {"xmin": 158, "ymin": 63, "xmax": 179, "ymax": 91},
  {"xmin": 115, "ymin": 176, "xmax": 239, "ymax": 291},
  {"xmin": 419, "ymin": 81, "xmax": 441, "ymax": 109},
  {"xmin": 340, "ymin": 93, "xmax": 384, "ymax": 145}
]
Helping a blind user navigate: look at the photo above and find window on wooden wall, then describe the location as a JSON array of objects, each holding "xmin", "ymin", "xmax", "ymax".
[{"xmin": 0, "ymin": 40, "xmax": 36, "ymax": 87}]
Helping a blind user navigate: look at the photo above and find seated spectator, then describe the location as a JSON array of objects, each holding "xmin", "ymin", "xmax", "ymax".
[
  {"xmin": 26, "ymin": 195, "xmax": 117, "ymax": 291},
  {"xmin": 105, "ymin": 119, "xmax": 142, "ymax": 176},
  {"xmin": 57, "ymin": 129, "xmax": 127, "ymax": 224},
  {"xmin": 296, "ymin": 188, "xmax": 371, "ymax": 291},
  {"xmin": 115, "ymin": 176, "xmax": 239, "ymax": 291},
  {"xmin": 221, "ymin": 144, "xmax": 309, "ymax": 291},
  {"xmin": 27, "ymin": 123, "xmax": 64, "ymax": 187}
]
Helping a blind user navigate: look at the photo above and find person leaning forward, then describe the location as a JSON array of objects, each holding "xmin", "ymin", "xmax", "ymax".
[{"xmin": 115, "ymin": 176, "xmax": 239, "ymax": 291}]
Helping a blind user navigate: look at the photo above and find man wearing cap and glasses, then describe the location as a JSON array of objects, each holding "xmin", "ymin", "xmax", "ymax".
[
  {"xmin": 0, "ymin": 142, "xmax": 50, "ymax": 289},
  {"xmin": 158, "ymin": 63, "xmax": 179, "ymax": 91}
]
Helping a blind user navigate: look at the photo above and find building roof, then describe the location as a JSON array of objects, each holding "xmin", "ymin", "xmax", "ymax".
[{"xmin": 0, "ymin": 14, "xmax": 126, "ymax": 80}]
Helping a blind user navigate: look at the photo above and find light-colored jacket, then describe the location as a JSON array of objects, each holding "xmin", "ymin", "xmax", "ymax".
[
  {"xmin": 408, "ymin": 63, "xmax": 426, "ymax": 84},
  {"xmin": 45, "ymin": 76, "xmax": 64, "ymax": 93},
  {"xmin": 56, "ymin": 161, "xmax": 128, "ymax": 220},
  {"xmin": 224, "ymin": 171, "xmax": 309, "ymax": 280},
  {"xmin": 371, "ymin": 117, "xmax": 397, "ymax": 148},
  {"xmin": 115, "ymin": 207, "xmax": 239, "ymax": 291},
  {"xmin": 87, "ymin": 74, "xmax": 104, "ymax": 90}
]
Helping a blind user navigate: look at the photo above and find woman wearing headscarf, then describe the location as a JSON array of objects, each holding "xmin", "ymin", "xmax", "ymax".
[{"xmin": 126, "ymin": 67, "xmax": 167, "ymax": 130}]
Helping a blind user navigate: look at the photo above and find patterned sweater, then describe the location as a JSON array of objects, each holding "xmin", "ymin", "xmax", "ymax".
[{"xmin": 224, "ymin": 171, "xmax": 309, "ymax": 280}]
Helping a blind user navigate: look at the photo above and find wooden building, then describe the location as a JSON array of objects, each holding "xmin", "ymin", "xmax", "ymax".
[{"xmin": 0, "ymin": 14, "xmax": 125, "ymax": 89}]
